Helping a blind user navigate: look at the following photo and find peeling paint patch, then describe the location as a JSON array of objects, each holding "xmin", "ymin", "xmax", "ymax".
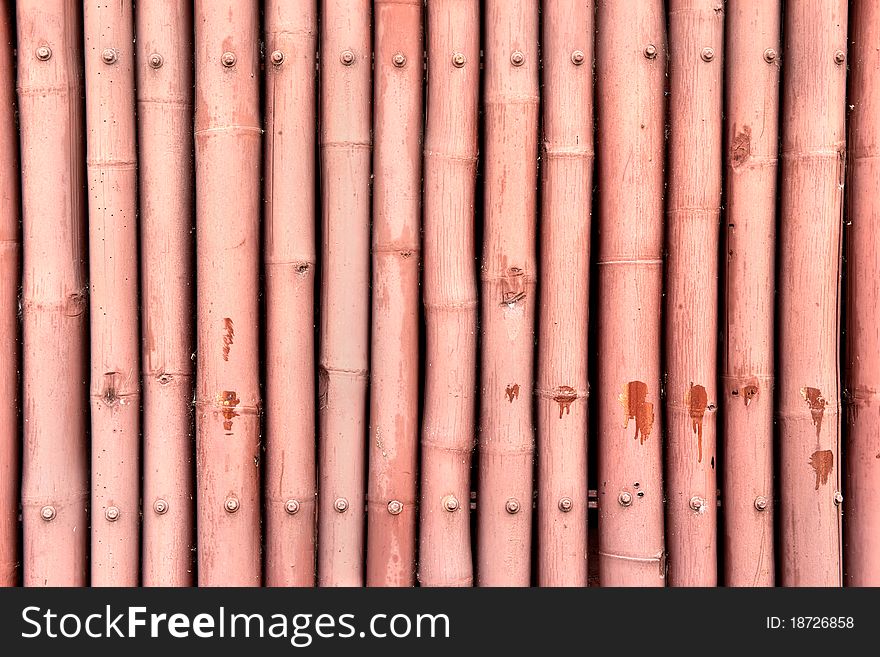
[
  {"xmin": 553, "ymin": 386, "xmax": 577, "ymax": 419},
  {"xmin": 741, "ymin": 382, "xmax": 758, "ymax": 407},
  {"xmin": 686, "ymin": 383, "xmax": 708, "ymax": 462},
  {"xmin": 809, "ymin": 449, "xmax": 833, "ymax": 490},
  {"xmin": 505, "ymin": 383, "xmax": 520, "ymax": 403},
  {"xmin": 801, "ymin": 387, "xmax": 826, "ymax": 440},
  {"xmin": 501, "ymin": 266, "xmax": 526, "ymax": 306},
  {"xmin": 618, "ymin": 381, "xmax": 654, "ymax": 444},
  {"xmin": 218, "ymin": 390, "xmax": 240, "ymax": 431},
  {"xmin": 730, "ymin": 124, "xmax": 751, "ymax": 169},
  {"xmin": 222, "ymin": 317, "xmax": 234, "ymax": 361}
]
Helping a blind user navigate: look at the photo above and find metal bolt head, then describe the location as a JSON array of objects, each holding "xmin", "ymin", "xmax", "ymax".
[
  {"xmin": 571, "ymin": 50, "xmax": 585, "ymax": 66},
  {"xmin": 270, "ymin": 50, "xmax": 284, "ymax": 66},
  {"xmin": 40, "ymin": 505, "xmax": 56, "ymax": 521},
  {"xmin": 334, "ymin": 497, "xmax": 349, "ymax": 513},
  {"xmin": 452, "ymin": 52, "xmax": 466, "ymax": 68},
  {"xmin": 763, "ymin": 48, "xmax": 777, "ymax": 64},
  {"xmin": 834, "ymin": 49, "xmax": 846, "ymax": 65},
  {"xmin": 340, "ymin": 50, "xmax": 355, "ymax": 66},
  {"xmin": 618, "ymin": 491, "xmax": 633, "ymax": 507},
  {"xmin": 285, "ymin": 499, "xmax": 300, "ymax": 515},
  {"xmin": 148, "ymin": 53, "xmax": 163, "ymax": 69},
  {"xmin": 36, "ymin": 45, "xmax": 52, "ymax": 61},
  {"xmin": 105, "ymin": 506, "xmax": 120, "ymax": 521},
  {"xmin": 442, "ymin": 495, "xmax": 459, "ymax": 512},
  {"xmin": 558, "ymin": 497, "xmax": 573, "ymax": 512},
  {"xmin": 834, "ymin": 491, "xmax": 844, "ymax": 505},
  {"xmin": 224, "ymin": 496, "xmax": 240, "ymax": 513},
  {"xmin": 221, "ymin": 51, "xmax": 237, "ymax": 68},
  {"xmin": 689, "ymin": 496, "xmax": 705, "ymax": 511},
  {"xmin": 387, "ymin": 500, "xmax": 404, "ymax": 515},
  {"xmin": 505, "ymin": 498, "xmax": 520, "ymax": 514},
  {"xmin": 754, "ymin": 496, "xmax": 768, "ymax": 512},
  {"xmin": 392, "ymin": 52, "xmax": 406, "ymax": 68},
  {"xmin": 154, "ymin": 499, "xmax": 169, "ymax": 515},
  {"xmin": 700, "ymin": 47, "xmax": 715, "ymax": 62},
  {"xmin": 101, "ymin": 48, "xmax": 118, "ymax": 65},
  {"xmin": 644, "ymin": 44, "xmax": 657, "ymax": 60},
  {"xmin": 510, "ymin": 50, "xmax": 525, "ymax": 67}
]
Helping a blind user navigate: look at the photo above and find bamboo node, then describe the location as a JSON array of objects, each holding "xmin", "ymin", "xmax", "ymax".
[
  {"xmin": 101, "ymin": 48, "xmax": 118, "ymax": 65},
  {"xmin": 35, "ymin": 45, "xmax": 52, "ymax": 62}
]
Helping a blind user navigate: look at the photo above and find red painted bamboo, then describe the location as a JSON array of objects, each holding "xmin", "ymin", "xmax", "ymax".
[
  {"xmin": 264, "ymin": 0, "xmax": 317, "ymax": 587},
  {"xmin": 18, "ymin": 0, "xmax": 89, "ymax": 586},
  {"xmin": 317, "ymin": 0, "xmax": 371, "ymax": 587},
  {"xmin": 778, "ymin": 0, "xmax": 846, "ymax": 587},
  {"xmin": 536, "ymin": 0, "xmax": 592, "ymax": 587},
  {"xmin": 0, "ymin": 1, "xmax": 19, "ymax": 587},
  {"xmin": 722, "ymin": 0, "xmax": 779, "ymax": 587},
  {"xmin": 665, "ymin": 0, "xmax": 723, "ymax": 587},
  {"xmin": 419, "ymin": 0, "xmax": 479, "ymax": 588},
  {"xmin": 367, "ymin": 0, "xmax": 423, "ymax": 588},
  {"xmin": 194, "ymin": 0, "xmax": 262, "ymax": 586},
  {"xmin": 845, "ymin": 0, "xmax": 880, "ymax": 587},
  {"xmin": 596, "ymin": 0, "xmax": 667, "ymax": 587},
  {"xmin": 478, "ymin": 0, "xmax": 539, "ymax": 587},
  {"xmin": 84, "ymin": 0, "xmax": 140, "ymax": 586},
  {"xmin": 136, "ymin": 0, "xmax": 194, "ymax": 587}
]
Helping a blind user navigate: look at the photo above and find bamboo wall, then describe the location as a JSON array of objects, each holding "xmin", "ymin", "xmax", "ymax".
[{"xmin": 0, "ymin": 0, "xmax": 877, "ymax": 587}]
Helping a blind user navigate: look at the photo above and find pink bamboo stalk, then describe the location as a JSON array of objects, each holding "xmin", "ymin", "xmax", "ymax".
[
  {"xmin": 194, "ymin": 0, "xmax": 262, "ymax": 586},
  {"xmin": 478, "ymin": 0, "xmax": 539, "ymax": 587},
  {"xmin": 367, "ymin": 0, "xmax": 423, "ymax": 588},
  {"xmin": 0, "ymin": 1, "xmax": 19, "ymax": 587},
  {"xmin": 419, "ymin": 0, "xmax": 479, "ymax": 588},
  {"xmin": 136, "ymin": 0, "xmax": 194, "ymax": 587},
  {"xmin": 536, "ymin": 0, "xmax": 592, "ymax": 587},
  {"xmin": 778, "ymin": 0, "xmax": 846, "ymax": 587},
  {"xmin": 845, "ymin": 0, "xmax": 880, "ymax": 587},
  {"xmin": 264, "ymin": 0, "xmax": 317, "ymax": 587},
  {"xmin": 84, "ymin": 0, "xmax": 140, "ymax": 586},
  {"xmin": 665, "ymin": 0, "xmax": 723, "ymax": 587},
  {"xmin": 17, "ymin": 0, "xmax": 89, "ymax": 586},
  {"xmin": 317, "ymin": 0, "xmax": 371, "ymax": 587},
  {"xmin": 722, "ymin": 0, "xmax": 780, "ymax": 587},
  {"xmin": 596, "ymin": 0, "xmax": 667, "ymax": 587}
]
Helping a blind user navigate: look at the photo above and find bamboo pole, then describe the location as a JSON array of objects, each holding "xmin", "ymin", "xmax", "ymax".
[
  {"xmin": 84, "ymin": 0, "xmax": 140, "ymax": 587},
  {"xmin": 419, "ymin": 0, "xmax": 479, "ymax": 588},
  {"xmin": 367, "ymin": 0, "xmax": 423, "ymax": 588},
  {"xmin": 136, "ymin": 0, "xmax": 194, "ymax": 587},
  {"xmin": 264, "ymin": 0, "xmax": 317, "ymax": 587},
  {"xmin": 665, "ymin": 0, "xmax": 723, "ymax": 587},
  {"xmin": 778, "ymin": 0, "xmax": 846, "ymax": 587},
  {"xmin": 17, "ymin": 0, "xmax": 89, "ymax": 586},
  {"xmin": 845, "ymin": 0, "xmax": 880, "ymax": 587},
  {"xmin": 722, "ymin": 0, "xmax": 780, "ymax": 587},
  {"xmin": 478, "ymin": 0, "xmax": 539, "ymax": 587},
  {"xmin": 0, "ymin": 1, "xmax": 19, "ymax": 587},
  {"xmin": 536, "ymin": 0, "xmax": 592, "ymax": 587},
  {"xmin": 317, "ymin": 0, "xmax": 371, "ymax": 587},
  {"xmin": 194, "ymin": 0, "xmax": 262, "ymax": 586},
  {"xmin": 595, "ymin": 0, "xmax": 667, "ymax": 587}
]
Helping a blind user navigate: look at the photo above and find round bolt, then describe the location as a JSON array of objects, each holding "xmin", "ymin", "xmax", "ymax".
[
  {"xmin": 40, "ymin": 505, "xmax": 56, "ymax": 521},
  {"xmin": 452, "ymin": 52, "xmax": 466, "ymax": 68},
  {"xmin": 754, "ymin": 496, "xmax": 768, "ymax": 512},
  {"xmin": 221, "ymin": 51, "xmax": 237, "ymax": 68},
  {"xmin": 153, "ymin": 499, "xmax": 169, "ymax": 515},
  {"xmin": 505, "ymin": 498, "xmax": 520, "ymax": 514},
  {"xmin": 689, "ymin": 496, "xmax": 705, "ymax": 512},
  {"xmin": 834, "ymin": 491, "xmax": 844, "ymax": 505},
  {"xmin": 101, "ymin": 48, "xmax": 118, "ymax": 65},
  {"xmin": 558, "ymin": 497, "xmax": 573, "ymax": 512},
  {"xmin": 105, "ymin": 506, "xmax": 120, "ymax": 521},
  {"xmin": 148, "ymin": 53, "xmax": 163, "ymax": 69},
  {"xmin": 644, "ymin": 44, "xmax": 657, "ymax": 60},
  {"xmin": 36, "ymin": 45, "xmax": 52, "ymax": 61},
  {"xmin": 442, "ymin": 495, "xmax": 460, "ymax": 512},
  {"xmin": 510, "ymin": 50, "xmax": 525, "ymax": 67},
  {"xmin": 392, "ymin": 52, "xmax": 406, "ymax": 68},
  {"xmin": 571, "ymin": 50, "xmax": 585, "ymax": 66},
  {"xmin": 834, "ymin": 49, "xmax": 846, "ymax": 65},
  {"xmin": 224, "ymin": 496, "xmax": 240, "ymax": 513},
  {"xmin": 334, "ymin": 497, "xmax": 349, "ymax": 513},
  {"xmin": 387, "ymin": 500, "xmax": 403, "ymax": 515},
  {"xmin": 270, "ymin": 50, "xmax": 285, "ymax": 66},
  {"xmin": 763, "ymin": 48, "xmax": 777, "ymax": 64},
  {"xmin": 284, "ymin": 499, "xmax": 300, "ymax": 515},
  {"xmin": 701, "ymin": 47, "xmax": 715, "ymax": 62},
  {"xmin": 340, "ymin": 50, "xmax": 355, "ymax": 66},
  {"xmin": 618, "ymin": 491, "xmax": 633, "ymax": 507}
]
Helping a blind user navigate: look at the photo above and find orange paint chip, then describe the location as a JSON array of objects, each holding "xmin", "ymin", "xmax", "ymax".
[
  {"xmin": 619, "ymin": 381, "xmax": 654, "ymax": 445},
  {"xmin": 809, "ymin": 449, "xmax": 833, "ymax": 490}
]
